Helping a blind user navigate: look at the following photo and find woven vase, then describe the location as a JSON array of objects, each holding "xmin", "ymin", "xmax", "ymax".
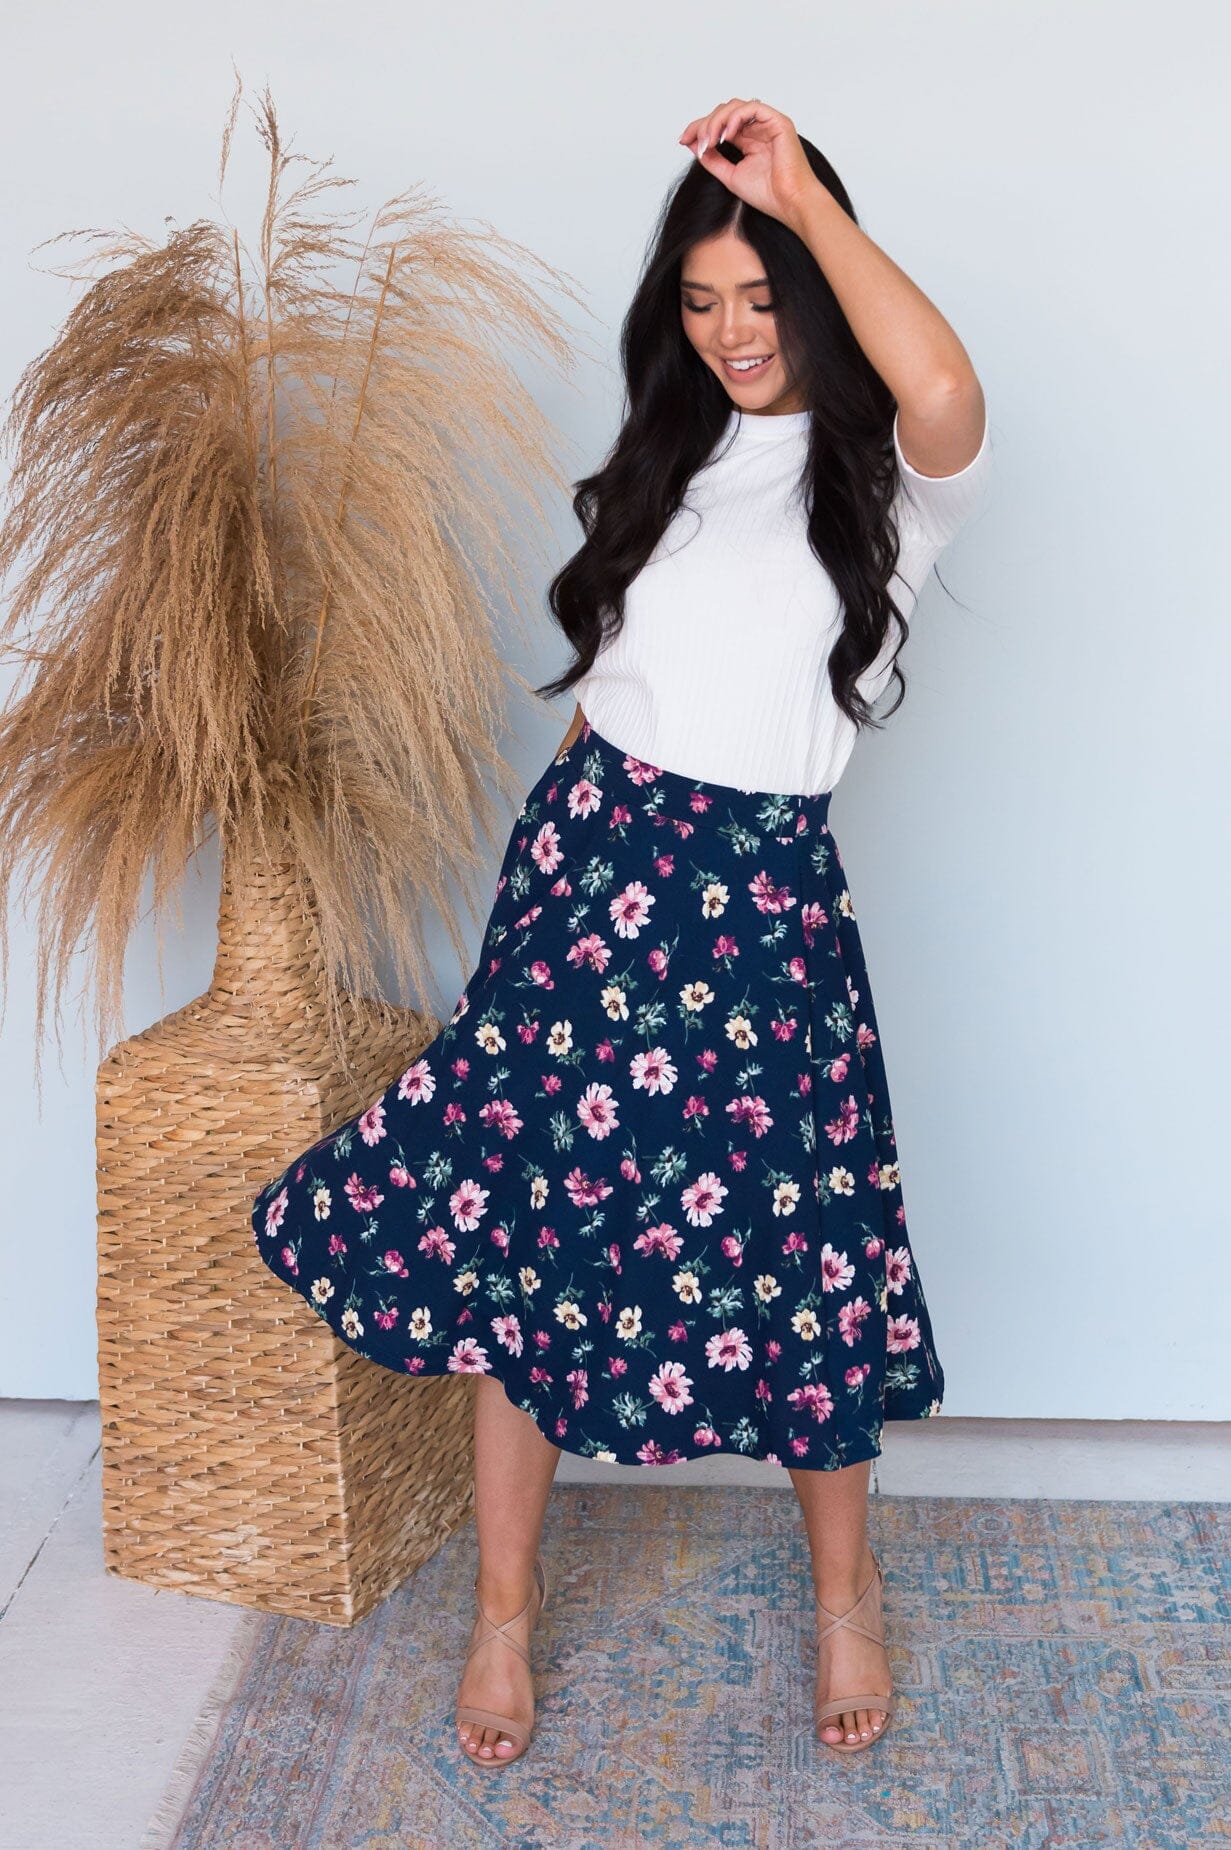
[{"xmin": 95, "ymin": 838, "xmax": 476, "ymax": 1625}]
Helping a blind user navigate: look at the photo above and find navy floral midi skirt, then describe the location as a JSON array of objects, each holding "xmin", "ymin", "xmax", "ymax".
[{"xmin": 251, "ymin": 716, "xmax": 946, "ymax": 1470}]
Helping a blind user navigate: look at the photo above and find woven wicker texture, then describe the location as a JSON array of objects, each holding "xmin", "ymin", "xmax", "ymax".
[{"xmin": 96, "ymin": 845, "xmax": 476, "ymax": 1626}]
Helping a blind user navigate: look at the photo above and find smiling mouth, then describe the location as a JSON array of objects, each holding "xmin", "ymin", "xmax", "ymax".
[{"xmin": 721, "ymin": 354, "xmax": 773, "ymax": 378}]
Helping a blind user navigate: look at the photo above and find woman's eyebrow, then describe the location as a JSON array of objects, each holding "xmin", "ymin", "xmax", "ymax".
[{"xmin": 679, "ymin": 277, "xmax": 772, "ymax": 292}]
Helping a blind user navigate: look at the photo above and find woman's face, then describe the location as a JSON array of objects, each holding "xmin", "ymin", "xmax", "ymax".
[{"xmin": 680, "ymin": 229, "xmax": 803, "ymax": 415}]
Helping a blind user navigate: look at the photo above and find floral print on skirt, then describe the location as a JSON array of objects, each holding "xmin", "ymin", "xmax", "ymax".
[{"xmin": 251, "ymin": 716, "xmax": 945, "ymax": 1469}]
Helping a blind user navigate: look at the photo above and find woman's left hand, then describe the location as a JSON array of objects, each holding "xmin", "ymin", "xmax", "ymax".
[{"xmin": 678, "ymin": 98, "xmax": 820, "ymax": 227}]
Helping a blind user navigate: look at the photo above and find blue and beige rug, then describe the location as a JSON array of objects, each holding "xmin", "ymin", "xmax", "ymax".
[{"xmin": 140, "ymin": 1489, "xmax": 1229, "ymax": 1849}]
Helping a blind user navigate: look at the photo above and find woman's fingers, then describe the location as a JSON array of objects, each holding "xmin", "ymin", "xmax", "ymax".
[
  {"xmin": 715, "ymin": 100, "xmax": 771, "ymax": 147},
  {"xmin": 680, "ymin": 97, "xmax": 776, "ymax": 159}
]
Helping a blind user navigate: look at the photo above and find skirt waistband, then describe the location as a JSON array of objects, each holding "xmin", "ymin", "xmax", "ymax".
[{"xmin": 555, "ymin": 716, "xmax": 833, "ymax": 831}]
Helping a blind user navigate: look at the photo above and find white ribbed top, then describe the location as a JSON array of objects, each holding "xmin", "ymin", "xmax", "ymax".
[{"xmin": 572, "ymin": 402, "xmax": 993, "ymax": 794}]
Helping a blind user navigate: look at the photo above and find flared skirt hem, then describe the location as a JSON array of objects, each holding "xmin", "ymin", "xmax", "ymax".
[{"xmin": 284, "ymin": 1285, "xmax": 943, "ymax": 1471}]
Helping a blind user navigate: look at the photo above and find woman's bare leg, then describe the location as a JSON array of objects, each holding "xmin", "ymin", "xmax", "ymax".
[
  {"xmin": 456, "ymin": 1377, "xmax": 561, "ymax": 1761},
  {"xmin": 788, "ymin": 1457, "xmax": 892, "ymax": 1746},
  {"xmin": 455, "ymin": 711, "xmax": 576, "ymax": 1762}
]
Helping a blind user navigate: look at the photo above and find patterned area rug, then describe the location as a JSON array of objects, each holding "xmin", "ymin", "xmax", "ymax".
[{"xmin": 140, "ymin": 1489, "xmax": 1229, "ymax": 1850}]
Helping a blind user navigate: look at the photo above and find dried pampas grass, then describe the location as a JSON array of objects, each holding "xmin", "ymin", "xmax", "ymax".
[{"xmin": 0, "ymin": 79, "xmax": 591, "ymax": 1088}]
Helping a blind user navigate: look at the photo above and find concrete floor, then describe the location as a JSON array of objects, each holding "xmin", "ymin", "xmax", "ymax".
[{"xmin": 1, "ymin": 1399, "xmax": 1226, "ymax": 1850}]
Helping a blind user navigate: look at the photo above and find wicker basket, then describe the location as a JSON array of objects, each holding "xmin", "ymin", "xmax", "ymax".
[{"xmin": 95, "ymin": 843, "xmax": 476, "ymax": 1625}]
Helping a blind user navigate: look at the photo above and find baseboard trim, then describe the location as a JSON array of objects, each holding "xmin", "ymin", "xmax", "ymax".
[
  {"xmin": 9, "ymin": 1400, "xmax": 1225, "ymax": 1502},
  {"xmin": 552, "ymin": 1417, "xmax": 1231, "ymax": 1499}
]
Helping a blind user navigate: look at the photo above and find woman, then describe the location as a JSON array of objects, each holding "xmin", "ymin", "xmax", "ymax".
[{"xmin": 251, "ymin": 95, "xmax": 992, "ymax": 1767}]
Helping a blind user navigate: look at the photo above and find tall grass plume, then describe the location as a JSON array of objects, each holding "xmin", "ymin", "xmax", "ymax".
[{"xmin": 0, "ymin": 78, "xmax": 591, "ymax": 1089}]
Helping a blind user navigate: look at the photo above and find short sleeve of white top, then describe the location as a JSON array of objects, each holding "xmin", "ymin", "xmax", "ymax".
[{"xmin": 571, "ymin": 402, "xmax": 993, "ymax": 795}]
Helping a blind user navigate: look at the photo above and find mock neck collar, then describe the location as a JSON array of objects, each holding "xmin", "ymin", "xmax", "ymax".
[{"xmin": 723, "ymin": 406, "xmax": 811, "ymax": 441}]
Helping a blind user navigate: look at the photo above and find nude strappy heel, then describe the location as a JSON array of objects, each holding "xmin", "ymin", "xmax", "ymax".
[
  {"xmin": 455, "ymin": 1552, "xmax": 548, "ymax": 1768},
  {"xmin": 813, "ymin": 1548, "xmax": 894, "ymax": 1752}
]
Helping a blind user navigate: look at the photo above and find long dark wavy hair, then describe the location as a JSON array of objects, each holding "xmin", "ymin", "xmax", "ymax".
[{"xmin": 537, "ymin": 135, "xmax": 914, "ymax": 729}]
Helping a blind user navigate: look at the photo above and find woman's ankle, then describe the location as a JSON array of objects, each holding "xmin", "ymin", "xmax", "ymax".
[
  {"xmin": 811, "ymin": 1538, "xmax": 878, "ymax": 1606},
  {"xmin": 475, "ymin": 1561, "xmax": 540, "ymax": 1617}
]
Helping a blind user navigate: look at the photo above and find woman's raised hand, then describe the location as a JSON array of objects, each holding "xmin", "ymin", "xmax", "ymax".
[{"xmin": 678, "ymin": 98, "xmax": 819, "ymax": 228}]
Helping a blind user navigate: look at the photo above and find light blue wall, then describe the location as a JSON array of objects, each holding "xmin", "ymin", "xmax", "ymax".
[{"xmin": 1, "ymin": 0, "xmax": 1226, "ymax": 1414}]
